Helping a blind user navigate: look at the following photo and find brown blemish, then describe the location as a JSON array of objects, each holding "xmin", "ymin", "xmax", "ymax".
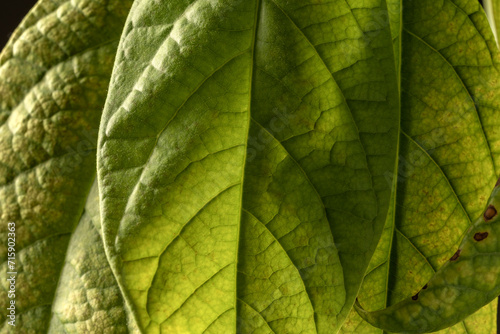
[
  {"xmin": 412, "ymin": 293, "xmax": 419, "ymax": 301},
  {"xmin": 474, "ymin": 232, "xmax": 489, "ymax": 241},
  {"xmin": 450, "ymin": 249, "xmax": 461, "ymax": 261},
  {"xmin": 423, "ymin": 284, "xmax": 428, "ymax": 290},
  {"xmin": 496, "ymin": 176, "xmax": 500, "ymax": 187},
  {"xmin": 484, "ymin": 205, "xmax": 497, "ymax": 221}
]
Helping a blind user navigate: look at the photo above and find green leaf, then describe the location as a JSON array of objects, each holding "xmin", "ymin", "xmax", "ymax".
[
  {"xmin": 49, "ymin": 181, "xmax": 139, "ymax": 333},
  {"xmin": 97, "ymin": 0, "xmax": 399, "ymax": 332},
  {"xmin": 341, "ymin": 300, "xmax": 497, "ymax": 334},
  {"xmin": 355, "ymin": 182, "xmax": 500, "ymax": 332},
  {"xmin": 348, "ymin": 0, "xmax": 500, "ymax": 332},
  {"xmin": 340, "ymin": 188, "xmax": 497, "ymax": 333},
  {"xmin": 3, "ymin": 0, "xmax": 500, "ymax": 333},
  {"xmin": 0, "ymin": 0, "xmax": 132, "ymax": 331}
]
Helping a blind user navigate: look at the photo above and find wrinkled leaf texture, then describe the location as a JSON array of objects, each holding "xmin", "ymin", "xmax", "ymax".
[
  {"xmin": 0, "ymin": 0, "xmax": 135, "ymax": 332},
  {"xmin": 1, "ymin": 0, "xmax": 500, "ymax": 333}
]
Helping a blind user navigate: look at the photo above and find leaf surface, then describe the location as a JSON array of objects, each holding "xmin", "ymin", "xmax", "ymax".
[
  {"xmin": 97, "ymin": 0, "xmax": 400, "ymax": 333},
  {"xmin": 356, "ymin": 182, "xmax": 500, "ymax": 332},
  {"xmin": 2, "ymin": 0, "xmax": 500, "ymax": 333},
  {"xmin": 49, "ymin": 181, "xmax": 139, "ymax": 333},
  {"xmin": 346, "ymin": 0, "xmax": 500, "ymax": 331},
  {"xmin": 0, "ymin": 0, "xmax": 132, "ymax": 331}
]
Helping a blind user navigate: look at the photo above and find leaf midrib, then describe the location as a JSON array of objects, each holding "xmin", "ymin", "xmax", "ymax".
[
  {"xmin": 235, "ymin": 0, "xmax": 262, "ymax": 332},
  {"xmin": 376, "ymin": 3, "xmax": 403, "ymax": 333}
]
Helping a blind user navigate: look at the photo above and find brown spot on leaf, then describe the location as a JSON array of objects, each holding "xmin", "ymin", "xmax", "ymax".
[
  {"xmin": 450, "ymin": 249, "xmax": 461, "ymax": 261},
  {"xmin": 474, "ymin": 232, "xmax": 489, "ymax": 241},
  {"xmin": 496, "ymin": 176, "xmax": 500, "ymax": 187},
  {"xmin": 412, "ymin": 293, "xmax": 419, "ymax": 301},
  {"xmin": 484, "ymin": 205, "xmax": 497, "ymax": 221},
  {"xmin": 423, "ymin": 284, "xmax": 428, "ymax": 290}
]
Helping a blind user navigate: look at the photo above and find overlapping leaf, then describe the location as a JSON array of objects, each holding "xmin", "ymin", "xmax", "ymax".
[
  {"xmin": 1, "ymin": 0, "xmax": 500, "ymax": 333},
  {"xmin": 49, "ymin": 181, "xmax": 139, "ymax": 333},
  {"xmin": 343, "ymin": 0, "xmax": 500, "ymax": 332},
  {"xmin": 0, "ymin": 0, "xmax": 132, "ymax": 331}
]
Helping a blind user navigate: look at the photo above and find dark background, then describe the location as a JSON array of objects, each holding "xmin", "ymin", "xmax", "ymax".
[
  {"xmin": 0, "ymin": 0, "xmax": 499, "ymax": 333},
  {"xmin": 1, "ymin": 0, "xmax": 37, "ymax": 47}
]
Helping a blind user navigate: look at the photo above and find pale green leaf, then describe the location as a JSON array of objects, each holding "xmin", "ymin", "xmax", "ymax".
[
  {"xmin": 49, "ymin": 181, "xmax": 139, "ymax": 333},
  {"xmin": 0, "ymin": 0, "xmax": 132, "ymax": 331},
  {"xmin": 97, "ymin": 0, "xmax": 399, "ymax": 333}
]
